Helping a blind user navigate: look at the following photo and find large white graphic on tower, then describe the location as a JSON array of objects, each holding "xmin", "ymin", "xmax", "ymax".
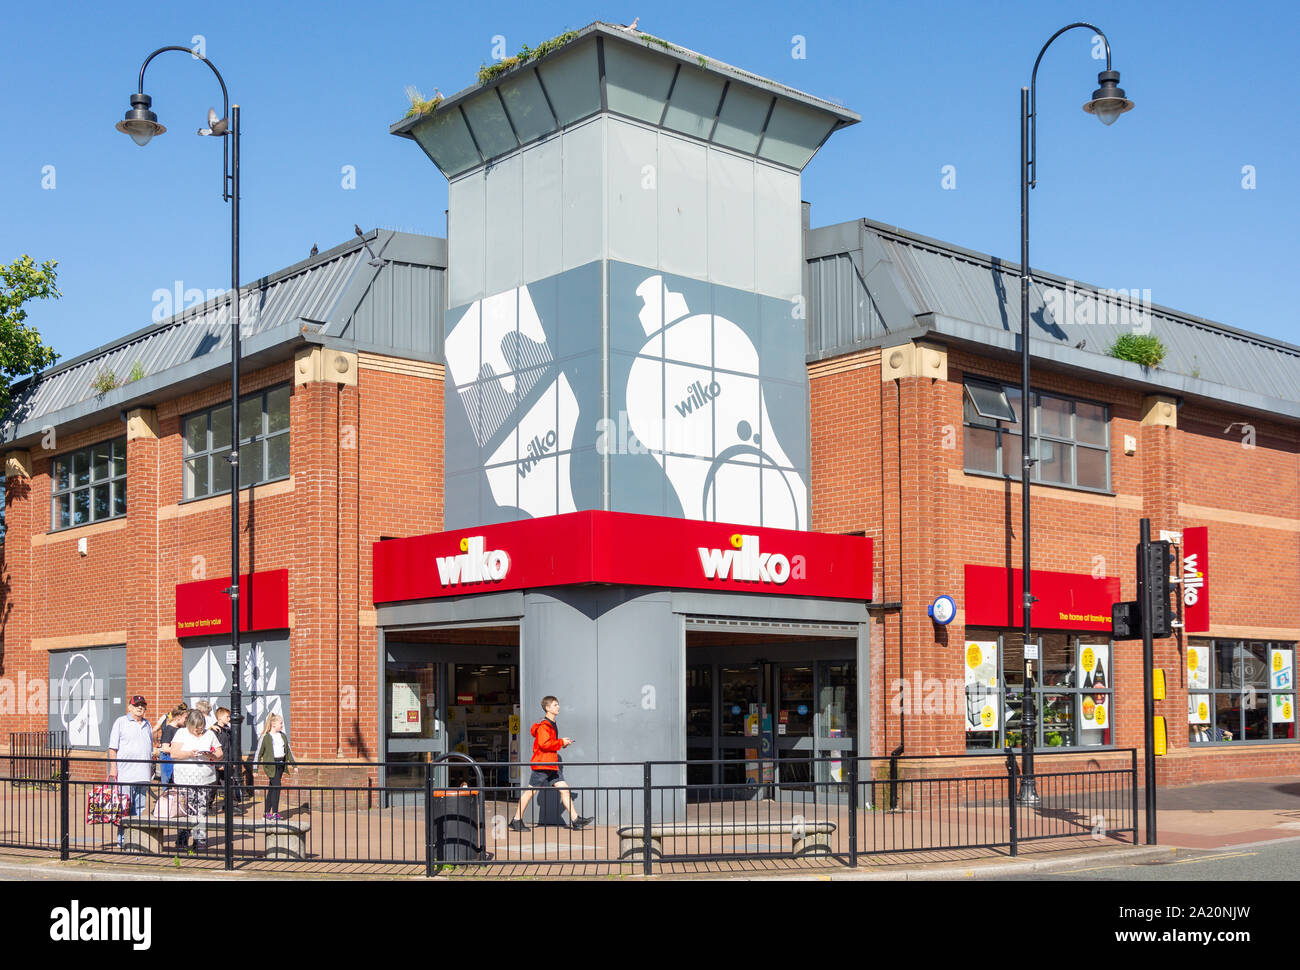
[
  {"xmin": 444, "ymin": 284, "xmax": 579, "ymax": 519},
  {"xmin": 625, "ymin": 275, "xmax": 806, "ymax": 529}
]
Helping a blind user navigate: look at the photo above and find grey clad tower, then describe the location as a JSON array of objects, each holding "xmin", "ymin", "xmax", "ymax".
[{"xmin": 392, "ymin": 23, "xmax": 858, "ymax": 531}]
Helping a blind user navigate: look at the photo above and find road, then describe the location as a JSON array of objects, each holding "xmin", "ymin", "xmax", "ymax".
[{"xmin": 1002, "ymin": 835, "xmax": 1300, "ymax": 880}]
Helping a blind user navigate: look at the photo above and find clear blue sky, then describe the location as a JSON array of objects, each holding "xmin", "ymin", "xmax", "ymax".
[{"xmin": 3, "ymin": 0, "xmax": 1297, "ymax": 362}]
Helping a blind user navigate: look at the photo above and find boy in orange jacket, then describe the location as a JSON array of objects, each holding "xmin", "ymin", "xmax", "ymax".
[{"xmin": 510, "ymin": 695, "xmax": 593, "ymax": 831}]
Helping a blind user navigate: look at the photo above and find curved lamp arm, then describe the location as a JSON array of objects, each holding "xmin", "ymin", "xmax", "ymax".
[
  {"xmin": 136, "ymin": 45, "xmax": 230, "ymax": 119},
  {"xmin": 1028, "ymin": 22, "xmax": 1110, "ymax": 188}
]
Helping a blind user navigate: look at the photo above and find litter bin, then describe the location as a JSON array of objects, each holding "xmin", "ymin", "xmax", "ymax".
[{"xmin": 430, "ymin": 753, "xmax": 486, "ymax": 862}]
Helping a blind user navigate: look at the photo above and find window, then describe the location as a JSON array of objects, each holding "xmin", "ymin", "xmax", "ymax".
[
  {"xmin": 965, "ymin": 631, "xmax": 1114, "ymax": 750},
  {"xmin": 182, "ymin": 636, "xmax": 291, "ymax": 749},
  {"xmin": 1188, "ymin": 639, "xmax": 1296, "ymax": 744},
  {"xmin": 963, "ymin": 379, "xmax": 1110, "ymax": 491},
  {"xmin": 183, "ymin": 384, "xmax": 290, "ymax": 499},
  {"xmin": 51, "ymin": 438, "xmax": 127, "ymax": 530}
]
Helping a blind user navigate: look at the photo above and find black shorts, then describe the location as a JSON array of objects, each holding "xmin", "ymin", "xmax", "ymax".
[{"xmin": 528, "ymin": 768, "xmax": 564, "ymax": 788}]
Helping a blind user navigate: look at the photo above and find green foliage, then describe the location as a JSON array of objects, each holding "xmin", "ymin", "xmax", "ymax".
[
  {"xmin": 90, "ymin": 368, "xmax": 122, "ymax": 394},
  {"xmin": 1107, "ymin": 332, "xmax": 1167, "ymax": 368},
  {"xmin": 0, "ymin": 255, "xmax": 62, "ymax": 414},
  {"xmin": 404, "ymin": 87, "xmax": 443, "ymax": 119},
  {"xmin": 639, "ymin": 33, "xmax": 675, "ymax": 52},
  {"xmin": 477, "ymin": 30, "xmax": 580, "ymax": 83},
  {"xmin": 128, "ymin": 360, "xmax": 146, "ymax": 383}
]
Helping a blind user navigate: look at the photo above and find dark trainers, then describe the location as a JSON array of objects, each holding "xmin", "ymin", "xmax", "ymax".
[
  {"xmin": 570, "ymin": 816, "xmax": 594, "ymax": 830},
  {"xmin": 508, "ymin": 818, "xmax": 529, "ymax": 832}
]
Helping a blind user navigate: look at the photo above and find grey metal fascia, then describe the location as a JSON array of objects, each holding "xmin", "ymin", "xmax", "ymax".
[
  {"xmin": 1, "ymin": 321, "xmax": 307, "ymax": 448},
  {"xmin": 303, "ymin": 332, "xmax": 444, "ymax": 367},
  {"xmin": 375, "ymin": 590, "xmax": 526, "ymax": 628},
  {"xmin": 804, "ymin": 221, "xmax": 861, "ymax": 260},
  {"xmin": 390, "ymin": 21, "xmax": 860, "ymax": 138},
  {"xmin": 921, "ymin": 312, "xmax": 1300, "ymax": 424},
  {"xmin": 858, "ymin": 221, "xmax": 920, "ymax": 334},
  {"xmin": 669, "ymin": 590, "xmax": 871, "ymax": 622}
]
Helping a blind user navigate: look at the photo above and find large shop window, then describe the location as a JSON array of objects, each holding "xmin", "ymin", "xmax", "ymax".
[
  {"xmin": 963, "ymin": 380, "xmax": 1110, "ymax": 491},
  {"xmin": 965, "ymin": 631, "xmax": 1114, "ymax": 750},
  {"xmin": 51, "ymin": 437, "xmax": 127, "ymax": 530},
  {"xmin": 183, "ymin": 384, "xmax": 290, "ymax": 499},
  {"xmin": 48, "ymin": 645, "xmax": 126, "ymax": 748},
  {"xmin": 181, "ymin": 635, "xmax": 291, "ymax": 749},
  {"xmin": 1188, "ymin": 640, "xmax": 1296, "ymax": 744}
]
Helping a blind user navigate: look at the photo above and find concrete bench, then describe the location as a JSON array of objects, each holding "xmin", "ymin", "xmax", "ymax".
[
  {"xmin": 616, "ymin": 820, "xmax": 836, "ymax": 859},
  {"xmin": 119, "ymin": 812, "xmax": 312, "ymax": 859}
]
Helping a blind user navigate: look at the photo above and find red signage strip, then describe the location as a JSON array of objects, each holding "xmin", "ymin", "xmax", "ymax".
[
  {"xmin": 964, "ymin": 564, "xmax": 1120, "ymax": 632},
  {"xmin": 373, "ymin": 511, "xmax": 873, "ymax": 604},
  {"xmin": 1182, "ymin": 526, "xmax": 1209, "ymax": 633},
  {"xmin": 175, "ymin": 569, "xmax": 289, "ymax": 639}
]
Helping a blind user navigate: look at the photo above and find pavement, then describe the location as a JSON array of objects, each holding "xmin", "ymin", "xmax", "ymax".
[{"xmin": 2, "ymin": 775, "xmax": 1295, "ymax": 880}]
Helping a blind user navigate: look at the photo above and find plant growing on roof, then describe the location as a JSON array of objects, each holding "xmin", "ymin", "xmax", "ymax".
[
  {"xmin": 404, "ymin": 87, "xmax": 443, "ymax": 119},
  {"xmin": 128, "ymin": 361, "xmax": 146, "ymax": 383},
  {"xmin": 1107, "ymin": 333, "xmax": 1167, "ymax": 368},
  {"xmin": 90, "ymin": 368, "xmax": 123, "ymax": 394},
  {"xmin": 477, "ymin": 30, "xmax": 580, "ymax": 84}
]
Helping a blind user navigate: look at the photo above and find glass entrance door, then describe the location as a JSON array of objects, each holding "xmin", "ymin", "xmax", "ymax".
[{"xmin": 385, "ymin": 656, "xmax": 445, "ymax": 790}]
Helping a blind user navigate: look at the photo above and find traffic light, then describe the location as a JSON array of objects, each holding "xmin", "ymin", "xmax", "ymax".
[{"xmin": 1138, "ymin": 539, "xmax": 1174, "ymax": 639}]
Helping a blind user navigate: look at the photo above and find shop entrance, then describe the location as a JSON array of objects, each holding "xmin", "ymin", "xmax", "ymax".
[
  {"xmin": 685, "ymin": 626, "xmax": 859, "ymax": 796},
  {"xmin": 383, "ymin": 625, "xmax": 521, "ymax": 792}
]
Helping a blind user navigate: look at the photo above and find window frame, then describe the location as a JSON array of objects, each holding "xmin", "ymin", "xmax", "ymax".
[
  {"xmin": 962, "ymin": 377, "xmax": 1112, "ymax": 493},
  {"xmin": 964, "ymin": 629, "xmax": 1117, "ymax": 752},
  {"xmin": 182, "ymin": 383, "xmax": 291, "ymax": 501},
  {"xmin": 49, "ymin": 437, "xmax": 128, "ymax": 532},
  {"xmin": 1188, "ymin": 638, "xmax": 1297, "ymax": 745}
]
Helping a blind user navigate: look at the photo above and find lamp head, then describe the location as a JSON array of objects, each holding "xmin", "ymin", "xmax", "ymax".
[
  {"xmin": 116, "ymin": 92, "xmax": 166, "ymax": 146},
  {"xmin": 1083, "ymin": 70, "xmax": 1134, "ymax": 126}
]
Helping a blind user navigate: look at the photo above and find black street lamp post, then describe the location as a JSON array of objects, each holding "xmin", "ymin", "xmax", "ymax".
[
  {"xmin": 1019, "ymin": 24, "xmax": 1133, "ymax": 803},
  {"xmin": 117, "ymin": 48, "xmax": 244, "ymax": 862}
]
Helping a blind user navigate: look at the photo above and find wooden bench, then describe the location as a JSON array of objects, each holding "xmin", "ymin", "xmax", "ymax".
[
  {"xmin": 616, "ymin": 820, "xmax": 836, "ymax": 859},
  {"xmin": 119, "ymin": 811, "xmax": 312, "ymax": 859}
]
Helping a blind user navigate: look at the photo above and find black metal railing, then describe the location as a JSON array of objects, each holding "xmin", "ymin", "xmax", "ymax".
[
  {"xmin": 0, "ymin": 749, "xmax": 1137, "ymax": 873},
  {"xmin": 7, "ymin": 732, "xmax": 67, "ymax": 789}
]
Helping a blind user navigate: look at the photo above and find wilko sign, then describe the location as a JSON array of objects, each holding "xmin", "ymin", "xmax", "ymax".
[
  {"xmin": 175, "ymin": 569, "xmax": 289, "ymax": 639},
  {"xmin": 1182, "ymin": 526, "xmax": 1209, "ymax": 633},
  {"xmin": 373, "ymin": 511, "xmax": 871, "ymax": 604},
  {"xmin": 699, "ymin": 535, "xmax": 799, "ymax": 585},
  {"xmin": 964, "ymin": 564, "xmax": 1120, "ymax": 632},
  {"xmin": 436, "ymin": 535, "xmax": 511, "ymax": 587}
]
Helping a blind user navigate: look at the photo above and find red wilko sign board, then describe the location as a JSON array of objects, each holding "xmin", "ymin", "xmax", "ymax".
[
  {"xmin": 1182, "ymin": 526, "xmax": 1209, "ymax": 632},
  {"xmin": 964, "ymin": 564, "xmax": 1120, "ymax": 632},
  {"xmin": 373, "ymin": 511, "xmax": 872, "ymax": 604},
  {"xmin": 175, "ymin": 569, "xmax": 289, "ymax": 638}
]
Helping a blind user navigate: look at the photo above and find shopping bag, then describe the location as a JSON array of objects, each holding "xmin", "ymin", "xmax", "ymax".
[
  {"xmin": 86, "ymin": 784, "xmax": 130, "ymax": 825},
  {"xmin": 153, "ymin": 788, "xmax": 188, "ymax": 820}
]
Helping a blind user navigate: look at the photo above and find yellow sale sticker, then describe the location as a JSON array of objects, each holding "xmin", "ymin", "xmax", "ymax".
[
  {"xmin": 966, "ymin": 643, "xmax": 982, "ymax": 668},
  {"xmin": 1095, "ymin": 704, "xmax": 1107, "ymax": 727},
  {"xmin": 1198, "ymin": 701, "xmax": 1209, "ymax": 721},
  {"xmin": 1081, "ymin": 646, "xmax": 1096, "ymax": 672},
  {"xmin": 980, "ymin": 706, "xmax": 995, "ymax": 728},
  {"xmin": 1275, "ymin": 652, "xmax": 1285, "ymax": 672},
  {"xmin": 1188, "ymin": 651, "xmax": 1199, "ymax": 672}
]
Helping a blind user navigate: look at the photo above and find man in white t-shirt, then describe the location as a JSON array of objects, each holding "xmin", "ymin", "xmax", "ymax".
[
  {"xmin": 107, "ymin": 695, "xmax": 154, "ymax": 849},
  {"xmin": 170, "ymin": 709, "xmax": 223, "ymax": 851}
]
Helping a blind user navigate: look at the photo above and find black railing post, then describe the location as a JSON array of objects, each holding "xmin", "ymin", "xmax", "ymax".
[
  {"xmin": 642, "ymin": 762, "xmax": 653, "ymax": 876},
  {"xmin": 888, "ymin": 747, "xmax": 901, "ymax": 810},
  {"xmin": 1006, "ymin": 749, "xmax": 1019, "ymax": 857},
  {"xmin": 1130, "ymin": 747, "xmax": 1139, "ymax": 845},
  {"xmin": 223, "ymin": 754, "xmax": 235, "ymax": 870},
  {"xmin": 847, "ymin": 757, "xmax": 858, "ymax": 868},
  {"xmin": 424, "ymin": 761, "xmax": 435, "ymax": 877},
  {"xmin": 59, "ymin": 755, "xmax": 70, "ymax": 861}
]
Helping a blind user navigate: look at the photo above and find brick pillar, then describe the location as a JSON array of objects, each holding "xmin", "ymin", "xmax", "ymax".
[
  {"xmin": 291, "ymin": 347, "xmax": 356, "ymax": 760},
  {"xmin": 337, "ymin": 384, "xmax": 361, "ymax": 757},
  {"xmin": 1137, "ymin": 394, "xmax": 1183, "ymax": 777},
  {"xmin": 883, "ymin": 341, "xmax": 959, "ymax": 755},
  {"xmin": 125, "ymin": 409, "xmax": 161, "ymax": 707},
  {"xmin": 2, "ymin": 450, "xmax": 40, "ymax": 733}
]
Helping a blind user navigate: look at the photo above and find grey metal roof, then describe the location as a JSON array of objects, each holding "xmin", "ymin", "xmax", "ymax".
[
  {"xmin": 391, "ymin": 22, "xmax": 859, "ymax": 178},
  {"xmin": 2, "ymin": 230, "xmax": 447, "ymax": 447},
  {"xmin": 805, "ymin": 217, "xmax": 1300, "ymax": 421}
]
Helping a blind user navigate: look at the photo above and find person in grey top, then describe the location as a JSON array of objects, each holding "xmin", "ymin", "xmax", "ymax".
[{"xmin": 107, "ymin": 694, "xmax": 154, "ymax": 848}]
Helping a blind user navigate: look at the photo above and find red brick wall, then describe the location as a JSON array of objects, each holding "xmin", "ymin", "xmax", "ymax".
[
  {"xmin": 810, "ymin": 343, "xmax": 1300, "ymax": 785},
  {"xmin": 0, "ymin": 354, "xmax": 444, "ymax": 767}
]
